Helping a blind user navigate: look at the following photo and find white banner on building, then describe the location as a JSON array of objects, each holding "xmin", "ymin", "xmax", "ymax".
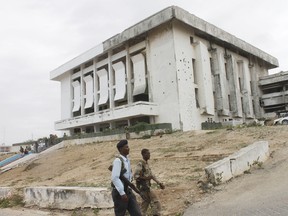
[
  {"xmin": 72, "ymin": 80, "xmax": 81, "ymax": 112},
  {"xmin": 112, "ymin": 61, "xmax": 126, "ymax": 101},
  {"xmin": 131, "ymin": 53, "xmax": 146, "ymax": 96},
  {"xmin": 83, "ymin": 75, "xmax": 94, "ymax": 108},
  {"xmin": 96, "ymin": 69, "xmax": 109, "ymax": 105}
]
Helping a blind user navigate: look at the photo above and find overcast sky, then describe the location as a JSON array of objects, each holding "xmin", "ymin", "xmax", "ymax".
[{"xmin": 0, "ymin": 0, "xmax": 287, "ymax": 146}]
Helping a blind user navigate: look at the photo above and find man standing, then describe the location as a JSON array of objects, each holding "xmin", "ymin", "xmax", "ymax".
[
  {"xmin": 111, "ymin": 139, "xmax": 142, "ymax": 216},
  {"xmin": 134, "ymin": 148, "xmax": 165, "ymax": 216}
]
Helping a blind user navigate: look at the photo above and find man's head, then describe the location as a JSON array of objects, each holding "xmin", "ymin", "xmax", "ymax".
[
  {"xmin": 141, "ymin": 148, "xmax": 150, "ymax": 161},
  {"xmin": 116, "ymin": 139, "xmax": 129, "ymax": 156}
]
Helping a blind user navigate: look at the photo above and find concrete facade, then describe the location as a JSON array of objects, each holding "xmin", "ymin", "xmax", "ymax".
[
  {"xmin": 50, "ymin": 6, "xmax": 278, "ymax": 135},
  {"xmin": 0, "ymin": 187, "xmax": 13, "ymax": 199},
  {"xmin": 259, "ymin": 71, "xmax": 288, "ymax": 115},
  {"xmin": 24, "ymin": 186, "xmax": 113, "ymax": 210}
]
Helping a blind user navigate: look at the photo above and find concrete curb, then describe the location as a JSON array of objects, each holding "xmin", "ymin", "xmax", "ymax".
[
  {"xmin": 205, "ymin": 141, "xmax": 269, "ymax": 185},
  {"xmin": 24, "ymin": 186, "xmax": 113, "ymax": 210},
  {"xmin": 0, "ymin": 187, "xmax": 13, "ymax": 199}
]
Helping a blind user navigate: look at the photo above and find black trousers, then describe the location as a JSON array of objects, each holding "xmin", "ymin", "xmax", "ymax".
[{"xmin": 112, "ymin": 188, "xmax": 142, "ymax": 216}]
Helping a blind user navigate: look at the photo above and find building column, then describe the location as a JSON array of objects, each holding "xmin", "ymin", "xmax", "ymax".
[
  {"xmin": 249, "ymin": 65, "xmax": 262, "ymax": 118},
  {"xmin": 93, "ymin": 58, "xmax": 99, "ymax": 112},
  {"xmin": 108, "ymin": 50, "xmax": 114, "ymax": 109},
  {"xmin": 194, "ymin": 41, "xmax": 214, "ymax": 115},
  {"xmin": 225, "ymin": 54, "xmax": 242, "ymax": 117},
  {"xmin": 126, "ymin": 45, "xmax": 133, "ymax": 104},
  {"xmin": 80, "ymin": 65, "xmax": 85, "ymax": 116},
  {"xmin": 241, "ymin": 62, "xmax": 254, "ymax": 118},
  {"xmin": 210, "ymin": 48, "xmax": 229, "ymax": 116}
]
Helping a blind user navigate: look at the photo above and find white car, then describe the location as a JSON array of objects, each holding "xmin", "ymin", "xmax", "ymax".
[{"xmin": 273, "ymin": 116, "xmax": 288, "ymax": 125}]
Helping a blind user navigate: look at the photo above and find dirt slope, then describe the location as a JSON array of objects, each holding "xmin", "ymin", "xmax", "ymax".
[{"xmin": 0, "ymin": 126, "xmax": 287, "ymax": 215}]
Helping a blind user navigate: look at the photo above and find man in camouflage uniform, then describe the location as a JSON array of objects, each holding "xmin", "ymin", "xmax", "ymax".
[{"xmin": 134, "ymin": 148, "xmax": 165, "ymax": 216}]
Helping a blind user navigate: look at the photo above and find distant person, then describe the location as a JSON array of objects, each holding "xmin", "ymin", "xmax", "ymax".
[
  {"xmin": 63, "ymin": 133, "xmax": 68, "ymax": 140},
  {"xmin": 49, "ymin": 134, "xmax": 57, "ymax": 145},
  {"xmin": 124, "ymin": 126, "xmax": 130, "ymax": 140},
  {"xmin": 24, "ymin": 146, "xmax": 29, "ymax": 155},
  {"xmin": 34, "ymin": 141, "xmax": 39, "ymax": 153},
  {"xmin": 27, "ymin": 145, "xmax": 31, "ymax": 151},
  {"xmin": 44, "ymin": 137, "xmax": 48, "ymax": 147},
  {"xmin": 111, "ymin": 139, "xmax": 142, "ymax": 216},
  {"xmin": 19, "ymin": 146, "xmax": 24, "ymax": 154},
  {"xmin": 134, "ymin": 148, "xmax": 165, "ymax": 216}
]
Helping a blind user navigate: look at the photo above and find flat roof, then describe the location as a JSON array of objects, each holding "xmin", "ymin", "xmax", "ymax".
[
  {"xmin": 259, "ymin": 71, "xmax": 288, "ymax": 86},
  {"xmin": 50, "ymin": 6, "xmax": 279, "ymax": 80}
]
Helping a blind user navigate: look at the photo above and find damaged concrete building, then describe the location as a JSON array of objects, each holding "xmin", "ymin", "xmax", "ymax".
[
  {"xmin": 259, "ymin": 71, "xmax": 288, "ymax": 116},
  {"xmin": 50, "ymin": 6, "xmax": 279, "ymax": 135}
]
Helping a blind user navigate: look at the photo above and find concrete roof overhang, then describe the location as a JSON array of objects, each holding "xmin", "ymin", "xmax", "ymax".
[
  {"xmin": 50, "ymin": 6, "xmax": 278, "ymax": 81},
  {"xmin": 259, "ymin": 71, "xmax": 288, "ymax": 86}
]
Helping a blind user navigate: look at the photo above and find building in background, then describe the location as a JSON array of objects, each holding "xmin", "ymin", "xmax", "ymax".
[
  {"xmin": 0, "ymin": 145, "xmax": 11, "ymax": 153},
  {"xmin": 259, "ymin": 71, "xmax": 288, "ymax": 117},
  {"xmin": 50, "ymin": 6, "xmax": 278, "ymax": 135}
]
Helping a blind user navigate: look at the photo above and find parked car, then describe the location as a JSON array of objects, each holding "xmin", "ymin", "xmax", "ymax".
[{"xmin": 273, "ymin": 115, "xmax": 288, "ymax": 125}]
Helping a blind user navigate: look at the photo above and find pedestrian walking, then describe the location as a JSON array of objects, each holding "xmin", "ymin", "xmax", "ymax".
[
  {"xmin": 134, "ymin": 148, "xmax": 165, "ymax": 216},
  {"xmin": 111, "ymin": 139, "xmax": 142, "ymax": 216}
]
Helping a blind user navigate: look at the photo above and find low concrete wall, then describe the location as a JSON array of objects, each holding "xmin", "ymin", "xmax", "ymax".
[
  {"xmin": 205, "ymin": 157, "xmax": 232, "ymax": 184},
  {"xmin": 205, "ymin": 141, "xmax": 269, "ymax": 185},
  {"xmin": 24, "ymin": 186, "xmax": 113, "ymax": 210},
  {"xmin": 230, "ymin": 141, "xmax": 269, "ymax": 176},
  {"xmin": 0, "ymin": 154, "xmax": 36, "ymax": 172},
  {"xmin": 61, "ymin": 129, "xmax": 165, "ymax": 146},
  {"xmin": 0, "ymin": 187, "xmax": 13, "ymax": 199}
]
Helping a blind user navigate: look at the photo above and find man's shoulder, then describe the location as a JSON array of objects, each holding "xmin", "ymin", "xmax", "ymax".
[
  {"xmin": 113, "ymin": 156, "xmax": 123, "ymax": 164},
  {"xmin": 115, "ymin": 155, "xmax": 127, "ymax": 162},
  {"xmin": 113, "ymin": 156, "xmax": 126, "ymax": 168},
  {"xmin": 136, "ymin": 159, "xmax": 146, "ymax": 166}
]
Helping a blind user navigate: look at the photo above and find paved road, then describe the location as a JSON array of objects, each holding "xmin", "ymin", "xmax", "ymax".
[{"xmin": 184, "ymin": 147, "xmax": 288, "ymax": 216}]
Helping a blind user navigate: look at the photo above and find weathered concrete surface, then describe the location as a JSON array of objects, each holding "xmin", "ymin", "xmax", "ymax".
[
  {"xmin": 230, "ymin": 141, "xmax": 269, "ymax": 176},
  {"xmin": 0, "ymin": 187, "xmax": 13, "ymax": 198},
  {"xmin": 205, "ymin": 157, "xmax": 232, "ymax": 184},
  {"xmin": 51, "ymin": 6, "xmax": 278, "ymax": 81},
  {"xmin": 205, "ymin": 141, "xmax": 269, "ymax": 185},
  {"xmin": 259, "ymin": 71, "xmax": 288, "ymax": 86},
  {"xmin": 24, "ymin": 186, "xmax": 113, "ymax": 210},
  {"xmin": 184, "ymin": 142, "xmax": 288, "ymax": 216}
]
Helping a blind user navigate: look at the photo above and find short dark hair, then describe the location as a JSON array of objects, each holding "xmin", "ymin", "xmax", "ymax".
[
  {"xmin": 117, "ymin": 139, "xmax": 128, "ymax": 151},
  {"xmin": 141, "ymin": 148, "xmax": 149, "ymax": 155}
]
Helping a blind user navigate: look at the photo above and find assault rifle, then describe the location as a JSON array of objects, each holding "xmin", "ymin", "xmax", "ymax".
[{"xmin": 108, "ymin": 165, "xmax": 147, "ymax": 201}]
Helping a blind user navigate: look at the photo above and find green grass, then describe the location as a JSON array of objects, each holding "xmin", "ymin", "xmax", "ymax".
[{"xmin": 0, "ymin": 194, "xmax": 24, "ymax": 208}]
